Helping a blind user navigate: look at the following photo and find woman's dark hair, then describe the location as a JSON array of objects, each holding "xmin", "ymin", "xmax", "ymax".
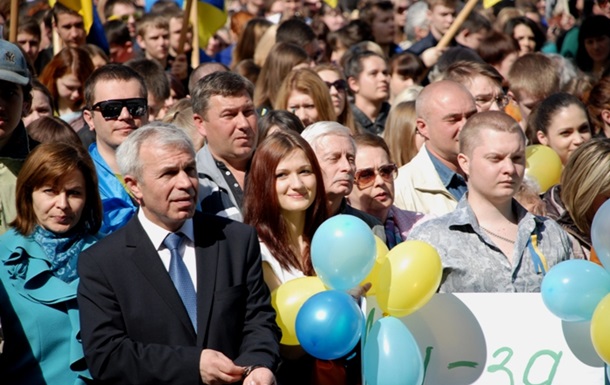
[
  {"xmin": 11, "ymin": 142, "xmax": 102, "ymax": 235},
  {"xmin": 476, "ymin": 29, "xmax": 519, "ymax": 66},
  {"xmin": 389, "ymin": 52, "xmax": 427, "ymax": 85},
  {"xmin": 257, "ymin": 110, "xmax": 306, "ymax": 145},
  {"xmin": 575, "ymin": 15, "xmax": 610, "ymax": 73},
  {"xmin": 26, "ymin": 116, "xmax": 83, "ymax": 146},
  {"xmin": 243, "ymin": 130, "xmax": 328, "ymax": 275},
  {"xmin": 503, "ymin": 16, "xmax": 545, "ymax": 52},
  {"xmin": 526, "ymin": 92, "xmax": 591, "ymax": 144}
]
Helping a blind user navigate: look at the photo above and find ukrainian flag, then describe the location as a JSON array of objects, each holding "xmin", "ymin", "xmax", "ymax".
[
  {"xmin": 197, "ymin": 0, "xmax": 227, "ymax": 47},
  {"xmin": 48, "ymin": 0, "xmax": 94, "ymax": 33}
]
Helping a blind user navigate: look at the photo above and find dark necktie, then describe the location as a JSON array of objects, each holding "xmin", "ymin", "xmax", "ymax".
[{"xmin": 164, "ymin": 232, "xmax": 197, "ymax": 329}]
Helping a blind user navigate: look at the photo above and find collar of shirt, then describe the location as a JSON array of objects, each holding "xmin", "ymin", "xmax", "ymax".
[
  {"xmin": 137, "ymin": 209, "xmax": 195, "ymax": 250},
  {"xmin": 426, "ymin": 147, "xmax": 466, "ymax": 198},
  {"xmin": 138, "ymin": 210, "xmax": 197, "ymax": 289}
]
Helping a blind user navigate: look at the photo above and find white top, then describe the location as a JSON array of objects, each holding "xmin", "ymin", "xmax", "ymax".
[
  {"xmin": 138, "ymin": 210, "xmax": 198, "ymax": 291},
  {"xmin": 259, "ymin": 242, "xmax": 305, "ymax": 284}
]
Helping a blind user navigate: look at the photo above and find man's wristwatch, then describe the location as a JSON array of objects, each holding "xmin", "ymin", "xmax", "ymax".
[{"xmin": 242, "ymin": 364, "xmax": 267, "ymax": 379}]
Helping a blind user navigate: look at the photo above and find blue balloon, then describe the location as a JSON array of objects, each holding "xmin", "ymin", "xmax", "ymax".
[
  {"xmin": 364, "ymin": 316, "xmax": 424, "ymax": 385},
  {"xmin": 541, "ymin": 260, "xmax": 610, "ymax": 322},
  {"xmin": 295, "ymin": 290, "xmax": 364, "ymax": 360},
  {"xmin": 592, "ymin": 200, "xmax": 610, "ymax": 272},
  {"xmin": 311, "ymin": 215, "xmax": 376, "ymax": 290}
]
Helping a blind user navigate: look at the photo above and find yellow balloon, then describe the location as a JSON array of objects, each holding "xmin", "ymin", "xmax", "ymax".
[
  {"xmin": 376, "ymin": 240, "xmax": 442, "ymax": 317},
  {"xmin": 525, "ymin": 145, "xmax": 562, "ymax": 193},
  {"xmin": 591, "ymin": 293, "xmax": 610, "ymax": 364},
  {"xmin": 271, "ymin": 276, "xmax": 326, "ymax": 345},
  {"xmin": 360, "ymin": 235, "xmax": 389, "ymax": 295}
]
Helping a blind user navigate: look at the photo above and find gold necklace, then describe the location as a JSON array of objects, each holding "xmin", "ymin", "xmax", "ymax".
[{"xmin": 479, "ymin": 226, "xmax": 516, "ymax": 243}]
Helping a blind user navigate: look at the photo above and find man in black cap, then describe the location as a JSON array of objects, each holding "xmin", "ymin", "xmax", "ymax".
[{"xmin": 0, "ymin": 40, "xmax": 35, "ymax": 235}]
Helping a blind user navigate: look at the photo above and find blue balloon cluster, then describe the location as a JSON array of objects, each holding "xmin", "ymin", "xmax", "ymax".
[
  {"xmin": 541, "ymin": 259, "xmax": 610, "ymax": 322},
  {"xmin": 311, "ymin": 215, "xmax": 376, "ymax": 290},
  {"xmin": 295, "ymin": 290, "xmax": 364, "ymax": 360}
]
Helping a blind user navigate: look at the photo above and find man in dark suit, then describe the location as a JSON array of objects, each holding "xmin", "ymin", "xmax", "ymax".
[{"xmin": 77, "ymin": 122, "xmax": 281, "ymax": 384}]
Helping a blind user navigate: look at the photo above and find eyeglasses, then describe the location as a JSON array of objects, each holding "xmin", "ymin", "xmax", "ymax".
[
  {"xmin": 475, "ymin": 94, "xmax": 510, "ymax": 110},
  {"xmin": 108, "ymin": 10, "xmax": 143, "ymax": 23},
  {"xmin": 324, "ymin": 79, "xmax": 348, "ymax": 92},
  {"xmin": 354, "ymin": 163, "xmax": 398, "ymax": 189},
  {"xmin": 90, "ymin": 98, "xmax": 148, "ymax": 120}
]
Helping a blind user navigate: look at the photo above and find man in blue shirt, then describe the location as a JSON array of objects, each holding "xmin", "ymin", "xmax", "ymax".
[{"xmin": 83, "ymin": 64, "xmax": 149, "ymax": 234}]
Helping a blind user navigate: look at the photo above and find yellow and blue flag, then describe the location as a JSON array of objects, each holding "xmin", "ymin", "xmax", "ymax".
[{"xmin": 196, "ymin": 0, "xmax": 227, "ymax": 47}]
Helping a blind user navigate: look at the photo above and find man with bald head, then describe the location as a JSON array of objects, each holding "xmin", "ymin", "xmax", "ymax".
[{"xmin": 394, "ymin": 80, "xmax": 477, "ymax": 215}]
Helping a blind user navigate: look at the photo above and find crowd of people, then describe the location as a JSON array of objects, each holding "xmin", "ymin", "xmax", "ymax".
[{"xmin": 0, "ymin": 0, "xmax": 610, "ymax": 382}]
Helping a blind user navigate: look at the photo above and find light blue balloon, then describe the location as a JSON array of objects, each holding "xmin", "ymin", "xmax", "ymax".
[
  {"xmin": 541, "ymin": 260, "xmax": 610, "ymax": 322},
  {"xmin": 592, "ymin": 200, "xmax": 610, "ymax": 272},
  {"xmin": 364, "ymin": 316, "xmax": 424, "ymax": 385},
  {"xmin": 295, "ymin": 290, "xmax": 364, "ymax": 360},
  {"xmin": 311, "ymin": 215, "xmax": 376, "ymax": 290}
]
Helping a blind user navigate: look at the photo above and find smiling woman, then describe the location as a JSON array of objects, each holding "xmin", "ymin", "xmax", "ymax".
[
  {"xmin": 0, "ymin": 142, "xmax": 102, "ymax": 384},
  {"xmin": 527, "ymin": 92, "xmax": 592, "ymax": 166},
  {"xmin": 243, "ymin": 130, "xmax": 328, "ymax": 385}
]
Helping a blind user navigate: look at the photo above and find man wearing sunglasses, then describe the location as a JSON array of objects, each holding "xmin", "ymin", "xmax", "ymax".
[
  {"xmin": 104, "ymin": 0, "xmax": 142, "ymax": 39},
  {"xmin": 394, "ymin": 80, "xmax": 477, "ymax": 216},
  {"xmin": 83, "ymin": 64, "xmax": 149, "ymax": 234}
]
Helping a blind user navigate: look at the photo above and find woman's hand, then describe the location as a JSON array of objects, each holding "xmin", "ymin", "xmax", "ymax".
[{"xmin": 347, "ymin": 282, "xmax": 372, "ymax": 299}]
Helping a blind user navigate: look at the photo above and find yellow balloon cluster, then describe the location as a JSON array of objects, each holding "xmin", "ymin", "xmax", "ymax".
[
  {"xmin": 271, "ymin": 277, "xmax": 326, "ymax": 345},
  {"xmin": 591, "ymin": 293, "xmax": 610, "ymax": 364},
  {"xmin": 525, "ymin": 145, "xmax": 563, "ymax": 193},
  {"xmin": 376, "ymin": 241, "xmax": 442, "ymax": 317}
]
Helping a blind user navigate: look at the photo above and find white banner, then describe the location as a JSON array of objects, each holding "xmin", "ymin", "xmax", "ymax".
[{"xmin": 365, "ymin": 294, "xmax": 606, "ymax": 385}]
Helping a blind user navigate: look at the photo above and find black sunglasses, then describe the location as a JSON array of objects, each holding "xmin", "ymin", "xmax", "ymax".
[
  {"xmin": 354, "ymin": 164, "xmax": 398, "ymax": 189},
  {"xmin": 324, "ymin": 79, "xmax": 348, "ymax": 92},
  {"xmin": 90, "ymin": 98, "xmax": 148, "ymax": 120}
]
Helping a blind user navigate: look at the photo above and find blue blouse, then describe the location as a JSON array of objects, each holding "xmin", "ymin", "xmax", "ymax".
[{"xmin": 0, "ymin": 228, "xmax": 98, "ymax": 384}]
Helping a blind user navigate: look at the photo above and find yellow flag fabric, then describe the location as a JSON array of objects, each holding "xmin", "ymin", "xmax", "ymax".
[
  {"xmin": 483, "ymin": 0, "xmax": 502, "ymax": 9},
  {"xmin": 196, "ymin": 0, "xmax": 227, "ymax": 48},
  {"xmin": 48, "ymin": 0, "xmax": 94, "ymax": 33}
]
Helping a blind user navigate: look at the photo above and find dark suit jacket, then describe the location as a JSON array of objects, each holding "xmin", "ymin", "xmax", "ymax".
[{"xmin": 77, "ymin": 212, "xmax": 281, "ymax": 384}]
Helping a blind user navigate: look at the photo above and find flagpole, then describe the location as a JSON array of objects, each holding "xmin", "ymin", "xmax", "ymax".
[
  {"xmin": 436, "ymin": 0, "xmax": 479, "ymax": 49},
  {"xmin": 190, "ymin": 0, "xmax": 199, "ymax": 67},
  {"xmin": 178, "ymin": 0, "xmax": 193, "ymax": 55},
  {"xmin": 9, "ymin": 0, "xmax": 18, "ymax": 42}
]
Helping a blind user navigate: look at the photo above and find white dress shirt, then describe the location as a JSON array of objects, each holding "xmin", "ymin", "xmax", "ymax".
[{"xmin": 138, "ymin": 210, "xmax": 198, "ymax": 291}]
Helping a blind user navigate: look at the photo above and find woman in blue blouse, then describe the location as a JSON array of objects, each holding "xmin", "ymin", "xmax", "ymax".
[{"xmin": 0, "ymin": 142, "xmax": 102, "ymax": 384}]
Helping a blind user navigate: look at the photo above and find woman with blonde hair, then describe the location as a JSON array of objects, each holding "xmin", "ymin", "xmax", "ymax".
[
  {"xmin": 254, "ymin": 42, "xmax": 310, "ymax": 113},
  {"xmin": 274, "ymin": 68, "xmax": 337, "ymax": 127},
  {"xmin": 383, "ymin": 101, "xmax": 424, "ymax": 167},
  {"xmin": 314, "ymin": 63, "xmax": 358, "ymax": 134},
  {"xmin": 543, "ymin": 139, "xmax": 610, "ymax": 261}
]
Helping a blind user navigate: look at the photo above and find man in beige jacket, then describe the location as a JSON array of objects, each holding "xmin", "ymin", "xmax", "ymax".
[{"xmin": 394, "ymin": 80, "xmax": 477, "ymax": 215}]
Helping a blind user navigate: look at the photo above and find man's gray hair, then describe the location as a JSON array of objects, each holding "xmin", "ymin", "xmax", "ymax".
[
  {"xmin": 301, "ymin": 121, "xmax": 355, "ymax": 154},
  {"xmin": 116, "ymin": 122, "xmax": 195, "ymax": 180},
  {"xmin": 405, "ymin": 1, "xmax": 429, "ymax": 41}
]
